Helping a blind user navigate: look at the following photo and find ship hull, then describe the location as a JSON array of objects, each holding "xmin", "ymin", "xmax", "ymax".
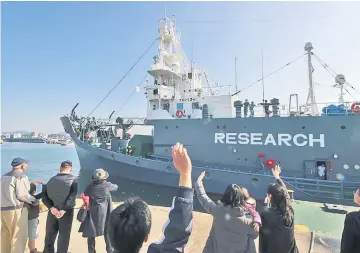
[{"xmin": 61, "ymin": 116, "xmax": 357, "ymax": 206}]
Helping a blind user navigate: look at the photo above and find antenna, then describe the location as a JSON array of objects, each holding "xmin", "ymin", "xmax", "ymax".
[
  {"xmin": 235, "ymin": 58, "xmax": 238, "ymax": 93},
  {"xmin": 164, "ymin": 5, "xmax": 167, "ymax": 18},
  {"xmin": 334, "ymin": 74, "xmax": 346, "ymax": 104},
  {"xmin": 304, "ymin": 42, "xmax": 318, "ymax": 115},
  {"xmin": 261, "ymin": 41, "xmax": 265, "ymax": 104}
]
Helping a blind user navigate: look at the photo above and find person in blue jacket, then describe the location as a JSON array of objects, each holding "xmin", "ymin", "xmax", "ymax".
[{"xmin": 108, "ymin": 142, "xmax": 193, "ymax": 253}]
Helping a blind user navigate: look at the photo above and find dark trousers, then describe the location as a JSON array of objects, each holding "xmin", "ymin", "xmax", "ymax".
[
  {"xmin": 43, "ymin": 209, "xmax": 74, "ymax": 253},
  {"xmin": 87, "ymin": 233, "xmax": 113, "ymax": 253}
]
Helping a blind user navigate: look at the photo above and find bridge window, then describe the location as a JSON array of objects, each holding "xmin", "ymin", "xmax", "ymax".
[{"xmin": 341, "ymin": 125, "xmax": 346, "ymax": 130}]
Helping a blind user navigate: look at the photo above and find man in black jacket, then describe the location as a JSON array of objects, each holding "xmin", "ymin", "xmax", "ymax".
[
  {"xmin": 108, "ymin": 143, "xmax": 194, "ymax": 253},
  {"xmin": 42, "ymin": 160, "xmax": 77, "ymax": 253},
  {"xmin": 341, "ymin": 188, "xmax": 360, "ymax": 253}
]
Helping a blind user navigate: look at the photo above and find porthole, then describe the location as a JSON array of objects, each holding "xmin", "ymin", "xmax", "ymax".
[
  {"xmin": 251, "ymin": 177, "xmax": 260, "ymax": 187},
  {"xmin": 176, "ymin": 125, "xmax": 179, "ymax": 129},
  {"xmin": 222, "ymin": 125, "xmax": 227, "ymax": 129},
  {"xmin": 165, "ymin": 126, "xmax": 168, "ymax": 129},
  {"xmin": 244, "ymin": 158, "xmax": 248, "ymax": 161},
  {"xmin": 217, "ymin": 126, "xmax": 220, "ymax": 129},
  {"xmin": 233, "ymin": 148, "xmax": 237, "ymax": 153},
  {"xmin": 205, "ymin": 171, "xmax": 212, "ymax": 178},
  {"xmin": 341, "ymin": 125, "xmax": 346, "ymax": 130},
  {"xmin": 302, "ymin": 126, "xmax": 305, "ymax": 129},
  {"xmin": 343, "ymin": 164, "xmax": 349, "ymax": 170},
  {"xmin": 354, "ymin": 165, "xmax": 360, "ymax": 170},
  {"xmin": 135, "ymin": 160, "xmax": 140, "ymax": 165},
  {"xmin": 166, "ymin": 166, "xmax": 171, "ymax": 172},
  {"xmin": 244, "ymin": 126, "xmax": 247, "ymax": 129},
  {"xmin": 237, "ymin": 157, "xmax": 241, "ymax": 161}
]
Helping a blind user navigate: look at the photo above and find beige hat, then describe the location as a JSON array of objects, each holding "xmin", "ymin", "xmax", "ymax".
[{"xmin": 93, "ymin": 168, "xmax": 109, "ymax": 180}]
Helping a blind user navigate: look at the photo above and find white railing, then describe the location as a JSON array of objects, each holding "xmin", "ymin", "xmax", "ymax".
[
  {"xmin": 241, "ymin": 101, "xmax": 359, "ymax": 118},
  {"xmin": 186, "ymin": 85, "xmax": 238, "ymax": 97}
]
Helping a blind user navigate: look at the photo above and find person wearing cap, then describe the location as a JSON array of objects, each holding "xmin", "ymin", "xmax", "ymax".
[
  {"xmin": 1, "ymin": 157, "xmax": 40, "ymax": 253},
  {"xmin": 78, "ymin": 168, "xmax": 118, "ymax": 253},
  {"xmin": 42, "ymin": 160, "xmax": 78, "ymax": 253}
]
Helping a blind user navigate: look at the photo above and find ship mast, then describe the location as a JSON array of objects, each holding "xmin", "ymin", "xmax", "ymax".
[
  {"xmin": 304, "ymin": 42, "xmax": 318, "ymax": 115},
  {"xmin": 235, "ymin": 57, "xmax": 238, "ymax": 93}
]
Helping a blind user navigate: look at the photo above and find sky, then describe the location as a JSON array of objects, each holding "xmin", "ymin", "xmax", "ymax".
[{"xmin": 1, "ymin": 1, "xmax": 360, "ymax": 133}]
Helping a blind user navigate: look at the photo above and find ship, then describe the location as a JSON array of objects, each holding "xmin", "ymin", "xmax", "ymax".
[{"xmin": 61, "ymin": 15, "xmax": 360, "ymax": 206}]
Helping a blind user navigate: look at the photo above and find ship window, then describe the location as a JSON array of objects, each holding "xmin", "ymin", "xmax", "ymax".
[
  {"xmin": 302, "ymin": 126, "xmax": 306, "ymax": 129},
  {"xmin": 177, "ymin": 103, "xmax": 184, "ymax": 110},
  {"xmin": 244, "ymin": 158, "xmax": 248, "ymax": 161},
  {"xmin": 165, "ymin": 126, "xmax": 168, "ymax": 129},
  {"xmin": 222, "ymin": 125, "xmax": 227, "ymax": 129},
  {"xmin": 176, "ymin": 125, "xmax": 179, "ymax": 128},
  {"xmin": 237, "ymin": 158, "xmax": 241, "ymax": 161},
  {"xmin": 153, "ymin": 89, "xmax": 158, "ymax": 95},
  {"xmin": 341, "ymin": 125, "xmax": 346, "ymax": 130},
  {"xmin": 217, "ymin": 126, "xmax": 220, "ymax": 129},
  {"xmin": 192, "ymin": 102, "xmax": 199, "ymax": 109}
]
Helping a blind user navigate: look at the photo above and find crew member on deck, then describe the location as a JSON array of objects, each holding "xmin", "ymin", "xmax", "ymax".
[
  {"xmin": 317, "ymin": 164, "xmax": 326, "ymax": 180},
  {"xmin": 250, "ymin": 101, "xmax": 255, "ymax": 117},
  {"xmin": 260, "ymin": 100, "xmax": 271, "ymax": 117},
  {"xmin": 244, "ymin": 99, "xmax": 250, "ymax": 118}
]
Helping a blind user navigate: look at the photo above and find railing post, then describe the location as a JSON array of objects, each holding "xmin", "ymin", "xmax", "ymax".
[
  {"xmin": 340, "ymin": 181, "xmax": 344, "ymax": 198},
  {"xmin": 316, "ymin": 180, "xmax": 319, "ymax": 195}
]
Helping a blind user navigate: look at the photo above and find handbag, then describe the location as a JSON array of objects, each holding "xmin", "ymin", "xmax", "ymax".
[{"xmin": 77, "ymin": 207, "xmax": 88, "ymax": 222}]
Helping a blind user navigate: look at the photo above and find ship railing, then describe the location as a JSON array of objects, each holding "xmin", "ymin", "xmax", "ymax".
[
  {"xmin": 240, "ymin": 100, "xmax": 359, "ymax": 118},
  {"xmin": 185, "ymin": 85, "xmax": 238, "ymax": 97},
  {"xmin": 284, "ymin": 177, "xmax": 351, "ymax": 199}
]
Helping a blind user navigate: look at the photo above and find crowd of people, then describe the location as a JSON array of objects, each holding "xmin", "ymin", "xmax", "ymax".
[{"xmin": 1, "ymin": 143, "xmax": 359, "ymax": 253}]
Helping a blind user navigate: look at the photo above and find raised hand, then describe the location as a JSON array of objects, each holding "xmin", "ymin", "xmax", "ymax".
[
  {"xmin": 172, "ymin": 143, "xmax": 192, "ymax": 188},
  {"xmin": 271, "ymin": 164, "xmax": 281, "ymax": 179},
  {"xmin": 197, "ymin": 171, "xmax": 206, "ymax": 183},
  {"xmin": 172, "ymin": 143, "xmax": 192, "ymax": 175}
]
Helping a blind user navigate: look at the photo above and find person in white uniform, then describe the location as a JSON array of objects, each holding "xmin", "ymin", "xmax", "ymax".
[{"xmin": 317, "ymin": 164, "xmax": 326, "ymax": 180}]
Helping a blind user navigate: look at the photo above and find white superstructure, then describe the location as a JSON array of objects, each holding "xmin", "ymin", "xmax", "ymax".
[{"xmin": 146, "ymin": 15, "xmax": 236, "ymax": 120}]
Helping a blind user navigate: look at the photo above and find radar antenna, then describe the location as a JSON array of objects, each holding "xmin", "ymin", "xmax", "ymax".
[{"xmin": 334, "ymin": 74, "xmax": 347, "ymax": 104}]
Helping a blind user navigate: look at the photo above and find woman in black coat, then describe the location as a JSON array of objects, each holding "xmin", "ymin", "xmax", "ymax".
[
  {"xmin": 79, "ymin": 168, "xmax": 118, "ymax": 253},
  {"xmin": 259, "ymin": 165, "xmax": 298, "ymax": 253}
]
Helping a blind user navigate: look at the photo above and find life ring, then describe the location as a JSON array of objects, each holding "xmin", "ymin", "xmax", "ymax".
[
  {"xmin": 351, "ymin": 102, "xmax": 360, "ymax": 114},
  {"xmin": 176, "ymin": 110, "xmax": 184, "ymax": 118}
]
